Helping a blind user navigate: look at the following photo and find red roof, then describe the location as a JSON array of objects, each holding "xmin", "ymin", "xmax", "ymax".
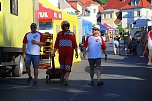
[
  {"xmin": 104, "ymin": 0, "xmax": 152, "ymax": 10},
  {"xmin": 79, "ymin": 0, "xmax": 91, "ymax": 5},
  {"xmin": 121, "ymin": 0, "xmax": 152, "ymax": 9},
  {"xmin": 99, "ymin": 6, "xmax": 104, "ymax": 11},
  {"xmin": 85, "ymin": 0, "xmax": 99, "ymax": 5},
  {"xmin": 103, "ymin": 0, "xmax": 130, "ymax": 10}
]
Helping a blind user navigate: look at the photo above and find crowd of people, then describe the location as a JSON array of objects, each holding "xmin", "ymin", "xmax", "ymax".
[
  {"xmin": 22, "ymin": 21, "xmax": 152, "ymax": 87},
  {"xmin": 112, "ymin": 26, "xmax": 152, "ymax": 66}
]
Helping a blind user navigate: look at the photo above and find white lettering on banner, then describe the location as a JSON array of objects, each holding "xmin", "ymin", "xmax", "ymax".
[
  {"xmin": 54, "ymin": 12, "xmax": 57, "ymax": 18},
  {"xmin": 38, "ymin": 12, "xmax": 48, "ymax": 18},
  {"xmin": 58, "ymin": 13, "xmax": 61, "ymax": 18}
]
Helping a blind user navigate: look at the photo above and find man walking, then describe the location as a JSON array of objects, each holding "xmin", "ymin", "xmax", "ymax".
[
  {"xmin": 83, "ymin": 24, "xmax": 107, "ymax": 87},
  {"xmin": 52, "ymin": 21, "xmax": 78, "ymax": 86},
  {"xmin": 22, "ymin": 23, "xmax": 46, "ymax": 86}
]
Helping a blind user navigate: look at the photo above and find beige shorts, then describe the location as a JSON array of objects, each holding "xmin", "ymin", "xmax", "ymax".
[{"xmin": 149, "ymin": 49, "xmax": 152, "ymax": 56}]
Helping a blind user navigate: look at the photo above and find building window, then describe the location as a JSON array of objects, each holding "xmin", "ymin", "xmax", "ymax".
[
  {"xmin": 137, "ymin": 11, "xmax": 140, "ymax": 17},
  {"xmin": 0, "ymin": 2, "xmax": 1, "ymax": 11},
  {"xmin": 58, "ymin": 2, "xmax": 60, "ymax": 9},
  {"xmin": 110, "ymin": 13, "xmax": 112, "ymax": 18},
  {"xmin": 120, "ymin": 0, "xmax": 125, "ymax": 2},
  {"xmin": 10, "ymin": 0, "xmax": 18, "ymax": 16},
  {"xmin": 146, "ymin": 11, "xmax": 149, "ymax": 16},
  {"xmin": 104, "ymin": 14, "xmax": 106, "ymax": 19},
  {"xmin": 93, "ymin": 9, "xmax": 96, "ymax": 13}
]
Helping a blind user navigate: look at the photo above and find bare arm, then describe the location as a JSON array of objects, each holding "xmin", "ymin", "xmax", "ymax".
[
  {"xmin": 51, "ymin": 48, "xmax": 57, "ymax": 57},
  {"xmin": 75, "ymin": 48, "xmax": 78, "ymax": 58},
  {"xmin": 31, "ymin": 40, "xmax": 46, "ymax": 47},
  {"xmin": 22, "ymin": 43, "xmax": 26, "ymax": 59}
]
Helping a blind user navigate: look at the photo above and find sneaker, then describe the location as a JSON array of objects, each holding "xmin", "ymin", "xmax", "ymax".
[
  {"xmin": 147, "ymin": 63, "xmax": 151, "ymax": 66},
  {"xmin": 88, "ymin": 81, "xmax": 94, "ymax": 86},
  {"xmin": 140, "ymin": 55, "xmax": 144, "ymax": 57},
  {"xmin": 97, "ymin": 81, "xmax": 104, "ymax": 87},
  {"xmin": 33, "ymin": 80, "xmax": 38, "ymax": 86},
  {"xmin": 26, "ymin": 77, "xmax": 32, "ymax": 85},
  {"xmin": 126, "ymin": 54, "xmax": 129, "ymax": 56}
]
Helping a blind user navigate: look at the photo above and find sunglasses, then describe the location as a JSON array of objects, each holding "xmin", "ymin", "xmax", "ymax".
[
  {"xmin": 93, "ymin": 29, "xmax": 99, "ymax": 31},
  {"xmin": 31, "ymin": 26, "xmax": 36, "ymax": 28}
]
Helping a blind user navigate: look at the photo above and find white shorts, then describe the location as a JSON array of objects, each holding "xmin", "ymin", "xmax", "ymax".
[{"xmin": 113, "ymin": 40, "xmax": 119, "ymax": 48}]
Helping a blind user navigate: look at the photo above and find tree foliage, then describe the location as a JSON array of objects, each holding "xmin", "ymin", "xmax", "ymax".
[{"xmin": 93, "ymin": 0, "xmax": 108, "ymax": 5}]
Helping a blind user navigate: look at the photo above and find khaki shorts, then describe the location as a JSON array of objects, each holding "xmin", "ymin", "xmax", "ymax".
[{"xmin": 149, "ymin": 49, "xmax": 152, "ymax": 56}]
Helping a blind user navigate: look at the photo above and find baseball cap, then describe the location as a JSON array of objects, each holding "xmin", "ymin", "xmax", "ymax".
[{"xmin": 92, "ymin": 24, "xmax": 100, "ymax": 30}]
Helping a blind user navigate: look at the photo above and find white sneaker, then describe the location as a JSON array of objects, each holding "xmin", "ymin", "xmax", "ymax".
[
  {"xmin": 147, "ymin": 63, "xmax": 151, "ymax": 66},
  {"xmin": 140, "ymin": 55, "xmax": 144, "ymax": 57}
]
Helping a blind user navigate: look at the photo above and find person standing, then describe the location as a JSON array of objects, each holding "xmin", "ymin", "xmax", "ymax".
[
  {"xmin": 140, "ymin": 26, "xmax": 148, "ymax": 53},
  {"xmin": 83, "ymin": 24, "xmax": 107, "ymax": 87},
  {"xmin": 22, "ymin": 23, "xmax": 46, "ymax": 86},
  {"xmin": 113, "ymin": 36, "xmax": 120, "ymax": 55},
  {"xmin": 123, "ymin": 28, "xmax": 132, "ymax": 55},
  {"xmin": 52, "ymin": 21, "xmax": 78, "ymax": 86}
]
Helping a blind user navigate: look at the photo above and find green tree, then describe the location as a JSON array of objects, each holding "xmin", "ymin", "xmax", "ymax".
[
  {"xmin": 93, "ymin": 0, "xmax": 108, "ymax": 5},
  {"xmin": 117, "ymin": 25, "xmax": 124, "ymax": 36}
]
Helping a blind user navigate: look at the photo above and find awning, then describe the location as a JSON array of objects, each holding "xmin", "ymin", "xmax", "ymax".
[
  {"xmin": 82, "ymin": 19, "xmax": 92, "ymax": 36},
  {"xmin": 133, "ymin": 16, "xmax": 151, "ymax": 27},
  {"xmin": 36, "ymin": 3, "xmax": 62, "ymax": 22}
]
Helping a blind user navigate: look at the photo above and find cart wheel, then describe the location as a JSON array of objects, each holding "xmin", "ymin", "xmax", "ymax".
[{"xmin": 46, "ymin": 75, "xmax": 49, "ymax": 83}]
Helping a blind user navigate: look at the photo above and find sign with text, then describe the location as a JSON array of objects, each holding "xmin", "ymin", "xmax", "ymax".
[{"xmin": 36, "ymin": 3, "xmax": 62, "ymax": 22}]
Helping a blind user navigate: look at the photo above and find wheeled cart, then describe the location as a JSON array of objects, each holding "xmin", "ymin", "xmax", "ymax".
[{"xmin": 46, "ymin": 56, "xmax": 64, "ymax": 83}]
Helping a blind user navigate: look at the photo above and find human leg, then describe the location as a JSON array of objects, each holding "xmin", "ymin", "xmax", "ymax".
[
  {"xmin": 25, "ymin": 54, "xmax": 32, "ymax": 85},
  {"xmin": 32, "ymin": 55, "xmax": 40, "ymax": 86},
  {"xmin": 147, "ymin": 50, "xmax": 152, "ymax": 65},
  {"xmin": 60, "ymin": 53, "xmax": 73, "ymax": 86},
  {"xmin": 88, "ymin": 59, "xmax": 95, "ymax": 81},
  {"xmin": 113, "ymin": 46, "xmax": 116, "ymax": 55},
  {"xmin": 95, "ymin": 58, "xmax": 104, "ymax": 86},
  {"xmin": 113, "ymin": 41, "xmax": 117, "ymax": 55},
  {"xmin": 95, "ymin": 58, "xmax": 101, "ymax": 81},
  {"xmin": 118, "ymin": 46, "xmax": 120, "ymax": 55}
]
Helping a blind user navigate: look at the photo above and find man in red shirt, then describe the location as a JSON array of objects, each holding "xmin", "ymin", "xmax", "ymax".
[{"xmin": 52, "ymin": 21, "xmax": 78, "ymax": 86}]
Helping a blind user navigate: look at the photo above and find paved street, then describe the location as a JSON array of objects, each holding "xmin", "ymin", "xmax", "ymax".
[{"xmin": 0, "ymin": 41, "xmax": 152, "ymax": 101}]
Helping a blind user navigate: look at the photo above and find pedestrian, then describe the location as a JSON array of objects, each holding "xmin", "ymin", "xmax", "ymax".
[
  {"xmin": 22, "ymin": 23, "xmax": 46, "ymax": 86},
  {"xmin": 83, "ymin": 24, "xmax": 107, "ymax": 87},
  {"xmin": 123, "ymin": 28, "xmax": 132, "ymax": 55},
  {"xmin": 52, "ymin": 21, "xmax": 78, "ymax": 86},
  {"xmin": 147, "ymin": 28, "xmax": 152, "ymax": 65},
  {"xmin": 140, "ymin": 26, "xmax": 148, "ymax": 53},
  {"xmin": 113, "ymin": 36, "xmax": 120, "ymax": 55}
]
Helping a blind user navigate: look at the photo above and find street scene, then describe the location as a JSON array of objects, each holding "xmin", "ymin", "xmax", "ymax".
[
  {"xmin": 0, "ymin": 41, "xmax": 152, "ymax": 101},
  {"xmin": 1, "ymin": 0, "xmax": 152, "ymax": 101}
]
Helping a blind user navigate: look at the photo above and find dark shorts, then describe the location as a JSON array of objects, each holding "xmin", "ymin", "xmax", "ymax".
[
  {"xmin": 25, "ymin": 54, "xmax": 40, "ymax": 68},
  {"xmin": 88, "ymin": 58, "xmax": 101, "ymax": 70}
]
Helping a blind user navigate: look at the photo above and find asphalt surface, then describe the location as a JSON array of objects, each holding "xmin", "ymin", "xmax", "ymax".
[{"xmin": 0, "ymin": 41, "xmax": 152, "ymax": 101}]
